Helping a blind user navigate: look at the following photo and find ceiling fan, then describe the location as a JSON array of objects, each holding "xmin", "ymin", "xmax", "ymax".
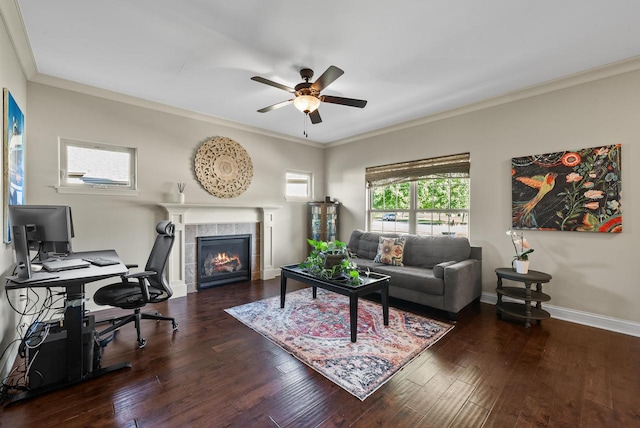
[{"xmin": 251, "ymin": 65, "xmax": 367, "ymax": 124}]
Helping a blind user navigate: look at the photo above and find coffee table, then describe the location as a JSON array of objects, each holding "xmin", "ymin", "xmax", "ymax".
[{"xmin": 280, "ymin": 264, "xmax": 390, "ymax": 342}]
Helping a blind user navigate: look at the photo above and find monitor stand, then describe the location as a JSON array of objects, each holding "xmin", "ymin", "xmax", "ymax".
[{"xmin": 13, "ymin": 225, "xmax": 32, "ymax": 280}]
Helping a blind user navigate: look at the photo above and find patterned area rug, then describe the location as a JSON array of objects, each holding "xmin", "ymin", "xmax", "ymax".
[{"xmin": 225, "ymin": 288, "xmax": 453, "ymax": 400}]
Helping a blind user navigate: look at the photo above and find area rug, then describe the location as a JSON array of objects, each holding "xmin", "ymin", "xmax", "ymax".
[{"xmin": 225, "ymin": 288, "xmax": 453, "ymax": 400}]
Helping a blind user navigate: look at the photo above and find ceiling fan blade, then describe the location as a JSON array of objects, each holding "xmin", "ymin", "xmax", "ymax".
[
  {"xmin": 257, "ymin": 99, "xmax": 293, "ymax": 113},
  {"xmin": 321, "ymin": 95, "xmax": 367, "ymax": 108},
  {"xmin": 251, "ymin": 76, "xmax": 295, "ymax": 93},
  {"xmin": 310, "ymin": 66, "xmax": 344, "ymax": 92},
  {"xmin": 309, "ymin": 110, "xmax": 322, "ymax": 124}
]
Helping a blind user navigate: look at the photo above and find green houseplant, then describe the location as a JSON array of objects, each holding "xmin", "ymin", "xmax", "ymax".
[{"xmin": 299, "ymin": 239, "xmax": 361, "ymax": 284}]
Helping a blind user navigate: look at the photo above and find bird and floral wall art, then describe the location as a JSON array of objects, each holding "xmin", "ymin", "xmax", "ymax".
[{"xmin": 511, "ymin": 145, "xmax": 621, "ymax": 233}]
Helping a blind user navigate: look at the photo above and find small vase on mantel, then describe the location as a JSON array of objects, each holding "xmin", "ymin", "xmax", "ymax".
[
  {"xmin": 177, "ymin": 182, "xmax": 186, "ymax": 204},
  {"xmin": 513, "ymin": 259, "xmax": 530, "ymax": 274}
]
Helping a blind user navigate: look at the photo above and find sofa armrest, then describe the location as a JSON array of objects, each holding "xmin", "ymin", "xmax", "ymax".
[
  {"xmin": 433, "ymin": 261, "xmax": 457, "ymax": 279},
  {"xmin": 442, "ymin": 259, "xmax": 482, "ymax": 315}
]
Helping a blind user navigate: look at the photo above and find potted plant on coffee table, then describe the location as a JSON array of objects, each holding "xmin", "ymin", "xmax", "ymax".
[{"xmin": 299, "ymin": 239, "xmax": 361, "ymax": 284}]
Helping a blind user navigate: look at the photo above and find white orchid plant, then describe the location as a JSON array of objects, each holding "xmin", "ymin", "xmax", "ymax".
[{"xmin": 506, "ymin": 229, "xmax": 534, "ymax": 261}]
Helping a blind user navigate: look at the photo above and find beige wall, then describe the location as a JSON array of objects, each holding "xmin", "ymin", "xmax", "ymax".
[
  {"xmin": 0, "ymin": 11, "xmax": 28, "ymax": 376},
  {"xmin": 326, "ymin": 69, "xmax": 640, "ymax": 324},
  {"xmin": 25, "ymin": 83, "xmax": 324, "ymax": 278}
]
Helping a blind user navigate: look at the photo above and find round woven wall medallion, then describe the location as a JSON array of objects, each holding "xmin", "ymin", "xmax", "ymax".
[{"xmin": 194, "ymin": 137, "xmax": 253, "ymax": 198}]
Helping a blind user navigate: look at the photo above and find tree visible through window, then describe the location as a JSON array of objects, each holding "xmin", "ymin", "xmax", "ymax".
[{"xmin": 367, "ymin": 154, "xmax": 470, "ymax": 237}]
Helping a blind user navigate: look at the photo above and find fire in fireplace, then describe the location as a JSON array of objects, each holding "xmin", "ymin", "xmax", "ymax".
[{"xmin": 197, "ymin": 234, "xmax": 251, "ymax": 289}]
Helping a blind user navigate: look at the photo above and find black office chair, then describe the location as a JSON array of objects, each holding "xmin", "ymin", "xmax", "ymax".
[{"xmin": 94, "ymin": 221, "xmax": 178, "ymax": 348}]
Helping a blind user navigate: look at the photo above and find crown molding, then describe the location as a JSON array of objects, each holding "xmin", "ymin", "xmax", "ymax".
[
  {"xmin": 0, "ymin": 0, "xmax": 37, "ymax": 79},
  {"xmin": 30, "ymin": 73, "xmax": 325, "ymax": 148},
  {"xmin": 328, "ymin": 56, "xmax": 640, "ymax": 148}
]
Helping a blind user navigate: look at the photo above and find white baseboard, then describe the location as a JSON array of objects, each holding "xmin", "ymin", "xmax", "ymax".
[
  {"xmin": 262, "ymin": 268, "xmax": 280, "ymax": 280},
  {"xmin": 481, "ymin": 292, "xmax": 640, "ymax": 338}
]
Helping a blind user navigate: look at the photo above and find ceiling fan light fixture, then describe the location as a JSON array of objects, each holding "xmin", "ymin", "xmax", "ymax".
[{"xmin": 293, "ymin": 95, "xmax": 320, "ymax": 113}]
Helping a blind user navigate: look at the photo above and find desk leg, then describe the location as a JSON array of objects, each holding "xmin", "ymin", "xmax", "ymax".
[
  {"xmin": 350, "ymin": 294, "xmax": 358, "ymax": 343},
  {"xmin": 65, "ymin": 284, "xmax": 84, "ymax": 381},
  {"xmin": 280, "ymin": 274, "xmax": 287, "ymax": 308}
]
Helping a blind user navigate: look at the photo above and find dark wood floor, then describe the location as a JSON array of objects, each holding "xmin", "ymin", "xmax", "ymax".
[{"xmin": 2, "ymin": 278, "xmax": 639, "ymax": 427}]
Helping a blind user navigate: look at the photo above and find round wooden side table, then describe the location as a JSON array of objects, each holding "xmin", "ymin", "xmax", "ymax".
[{"xmin": 495, "ymin": 267, "xmax": 552, "ymax": 328}]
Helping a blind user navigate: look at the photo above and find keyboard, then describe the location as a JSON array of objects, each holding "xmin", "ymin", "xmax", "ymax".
[
  {"xmin": 41, "ymin": 259, "xmax": 91, "ymax": 272},
  {"xmin": 82, "ymin": 256, "xmax": 119, "ymax": 266}
]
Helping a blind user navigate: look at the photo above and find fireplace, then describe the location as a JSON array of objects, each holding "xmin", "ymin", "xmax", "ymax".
[{"xmin": 197, "ymin": 234, "xmax": 251, "ymax": 289}]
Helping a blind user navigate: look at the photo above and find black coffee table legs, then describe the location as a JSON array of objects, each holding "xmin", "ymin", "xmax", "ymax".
[{"xmin": 280, "ymin": 272, "xmax": 390, "ymax": 343}]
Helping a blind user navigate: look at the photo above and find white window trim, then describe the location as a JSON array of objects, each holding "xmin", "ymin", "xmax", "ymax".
[
  {"xmin": 56, "ymin": 137, "xmax": 139, "ymax": 196},
  {"xmin": 285, "ymin": 170, "xmax": 313, "ymax": 202}
]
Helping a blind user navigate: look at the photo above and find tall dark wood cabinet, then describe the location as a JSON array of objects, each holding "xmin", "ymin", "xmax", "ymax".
[{"xmin": 308, "ymin": 201, "xmax": 339, "ymax": 242}]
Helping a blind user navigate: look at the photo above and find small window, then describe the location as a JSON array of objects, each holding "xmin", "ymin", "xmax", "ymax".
[
  {"xmin": 57, "ymin": 138, "xmax": 138, "ymax": 195},
  {"xmin": 285, "ymin": 171, "xmax": 312, "ymax": 201}
]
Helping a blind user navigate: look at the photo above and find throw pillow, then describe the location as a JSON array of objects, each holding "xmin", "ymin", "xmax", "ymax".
[{"xmin": 373, "ymin": 236, "xmax": 406, "ymax": 266}]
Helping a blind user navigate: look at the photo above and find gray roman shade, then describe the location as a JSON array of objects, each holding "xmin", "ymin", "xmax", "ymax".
[{"xmin": 365, "ymin": 153, "xmax": 470, "ymax": 188}]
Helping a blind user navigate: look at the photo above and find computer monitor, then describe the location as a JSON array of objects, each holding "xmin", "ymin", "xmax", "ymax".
[{"xmin": 8, "ymin": 205, "xmax": 75, "ymax": 261}]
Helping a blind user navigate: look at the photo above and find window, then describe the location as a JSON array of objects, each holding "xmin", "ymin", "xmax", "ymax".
[
  {"xmin": 57, "ymin": 138, "xmax": 138, "ymax": 195},
  {"xmin": 367, "ymin": 153, "xmax": 470, "ymax": 237},
  {"xmin": 285, "ymin": 171, "xmax": 313, "ymax": 201}
]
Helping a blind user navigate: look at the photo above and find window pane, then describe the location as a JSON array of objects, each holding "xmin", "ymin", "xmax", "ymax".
[
  {"xmin": 416, "ymin": 212, "xmax": 435, "ymax": 236},
  {"xmin": 67, "ymin": 146, "xmax": 131, "ymax": 185},
  {"xmin": 450, "ymin": 178, "xmax": 470, "ymax": 209},
  {"xmin": 58, "ymin": 138, "xmax": 137, "ymax": 194},
  {"xmin": 286, "ymin": 171, "xmax": 311, "ymax": 199},
  {"xmin": 369, "ymin": 211, "xmax": 405, "ymax": 233},
  {"xmin": 372, "ymin": 183, "xmax": 410, "ymax": 210},
  {"xmin": 418, "ymin": 178, "xmax": 450, "ymax": 209}
]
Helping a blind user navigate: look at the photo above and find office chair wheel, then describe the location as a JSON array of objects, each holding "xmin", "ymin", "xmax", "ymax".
[
  {"xmin": 172, "ymin": 321, "xmax": 179, "ymax": 331},
  {"xmin": 138, "ymin": 338, "xmax": 147, "ymax": 348}
]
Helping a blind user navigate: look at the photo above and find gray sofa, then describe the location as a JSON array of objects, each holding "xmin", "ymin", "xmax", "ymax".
[{"xmin": 347, "ymin": 230, "xmax": 482, "ymax": 319}]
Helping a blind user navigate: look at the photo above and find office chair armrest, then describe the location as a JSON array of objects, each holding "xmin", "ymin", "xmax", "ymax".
[
  {"xmin": 124, "ymin": 270, "xmax": 157, "ymax": 302},
  {"xmin": 125, "ymin": 264, "xmax": 139, "ymax": 269},
  {"xmin": 124, "ymin": 270, "xmax": 157, "ymax": 279}
]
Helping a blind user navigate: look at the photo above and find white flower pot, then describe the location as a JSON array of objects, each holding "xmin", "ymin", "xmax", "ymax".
[
  {"xmin": 178, "ymin": 193, "xmax": 185, "ymax": 204},
  {"xmin": 514, "ymin": 260, "xmax": 529, "ymax": 274}
]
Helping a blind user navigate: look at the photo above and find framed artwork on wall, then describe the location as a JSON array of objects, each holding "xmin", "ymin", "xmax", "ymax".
[
  {"xmin": 512, "ymin": 145, "xmax": 621, "ymax": 233},
  {"xmin": 3, "ymin": 88, "xmax": 26, "ymax": 243}
]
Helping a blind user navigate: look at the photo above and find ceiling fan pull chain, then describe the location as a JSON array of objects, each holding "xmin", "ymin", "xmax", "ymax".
[{"xmin": 303, "ymin": 113, "xmax": 309, "ymax": 138}]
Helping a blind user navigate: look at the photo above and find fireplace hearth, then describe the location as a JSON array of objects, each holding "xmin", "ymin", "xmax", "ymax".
[{"xmin": 197, "ymin": 234, "xmax": 251, "ymax": 289}]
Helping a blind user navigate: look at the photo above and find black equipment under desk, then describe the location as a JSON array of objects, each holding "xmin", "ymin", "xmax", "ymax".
[{"xmin": 5, "ymin": 249, "xmax": 131, "ymax": 403}]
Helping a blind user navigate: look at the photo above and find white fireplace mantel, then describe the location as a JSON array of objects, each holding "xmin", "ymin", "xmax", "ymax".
[{"xmin": 158, "ymin": 203, "xmax": 281, "ymax": 297}]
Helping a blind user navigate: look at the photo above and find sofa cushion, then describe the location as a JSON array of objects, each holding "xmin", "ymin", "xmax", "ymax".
[
  {"xmin": 372, "ymin": 264, "xmax": 444, "ymax": 296},
  {"xmin": 433, "ymin": 261, "xmax": 457, "ymax": 279},
  {"xmin": 373, "ymin": 236, "xmax": 406, "ymax": 266},
  {"xmin": 349, "ymin": 230, "xmax": 398, "ymax": 260},
  {"xmin": 402, "ymin": 234, "xmax": 471, "ymax": 268}
]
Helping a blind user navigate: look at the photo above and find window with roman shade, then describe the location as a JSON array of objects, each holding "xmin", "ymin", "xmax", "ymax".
[{"xmin": 366, "ymin": 153, "xmax": 470, "ymax": 237}]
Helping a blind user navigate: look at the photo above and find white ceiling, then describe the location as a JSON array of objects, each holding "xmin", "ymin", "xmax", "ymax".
[{"xmin": 10, "ymin": 0, "xmax": 640, "ymax": 144}]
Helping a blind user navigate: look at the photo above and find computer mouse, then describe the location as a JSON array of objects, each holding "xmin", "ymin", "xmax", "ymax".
[{"xmin": 31, "ymin": 264, "xmax": 43, "ymax": 272}]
